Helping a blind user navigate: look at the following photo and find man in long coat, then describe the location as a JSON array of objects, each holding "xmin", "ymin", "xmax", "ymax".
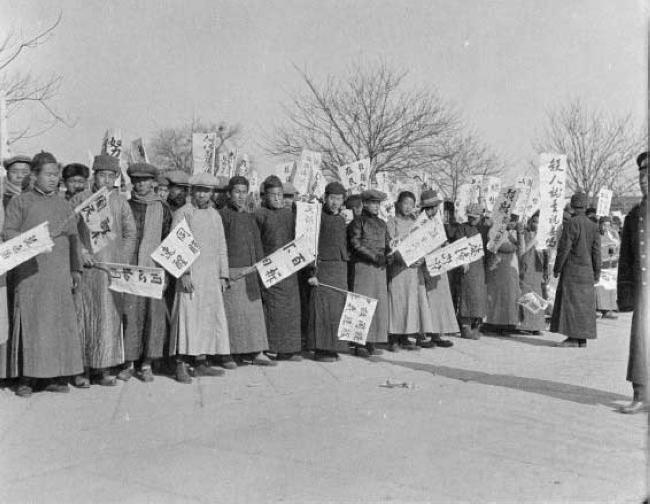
[
  {"xmin": 617, "ymin": 152, "xmax": 648, "ymax": 414},
  {"xmin": 551, "ymin": 192, "xmax": 601, "ymax": 347}
]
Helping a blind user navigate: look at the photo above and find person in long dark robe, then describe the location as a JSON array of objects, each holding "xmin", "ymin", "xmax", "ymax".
[
  {"xmin": 119, "ymin": 163, "xmax": 172, "ymax": 382},
  {"xmin": 347, "ymin": 189, "xmax": 391, "ymax": 357},
  {"xmin": 219, "ymin": 176, "xmax": 275, "ymax": 367},
  {"xmin": 254, "ymin": 175, "xmax": 302, "ymax": 361},
  {"xmin": 617, "ymin": 152, "xmax": 648, "ymax": 414},
  {"xmin": 517, "ymin": 211, "xmax": 547, "ymax": 334},
  {"xmin": 4, "ymin": 152, "xmax": 84, "ymax": 397},
  {"xmin": 306, "ymin": 182, "xmax": 349, "ymax": 361},
  {"xmin": 551, "ymin": 192, "xmax": 601, "ymax": 347},
  {"xmin": 595, "ymin": 216, "xmax": 619, "ymax": 319}
]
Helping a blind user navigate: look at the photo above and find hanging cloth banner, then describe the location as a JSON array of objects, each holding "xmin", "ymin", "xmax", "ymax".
[
  {"xmin": 596, "ymin": 188, "xmax": 613, "ymax": 217},
  {"xmin": 295, "ymin": 201, "xmax": 322, "ymax": 258},
  {"xmin": 486, "ymin": 187, "xmax": 520, "ymax": 252},
  {"xmin": 191, "ymin": 132, "xmax": 217, "ymax": 175},
  {"xmin": 537, "ymin": 153, "xmax": 567, "ymax": 249}
]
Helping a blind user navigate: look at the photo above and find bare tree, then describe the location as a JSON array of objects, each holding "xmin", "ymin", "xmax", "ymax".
[
  {"xmin": 149, "ymin": 119, "xmax": 241, "ymax": 172},
  {"xmin": 533, "ymin": 99, "xmax": 645, "ymax": 200},
  {"xmin": 267, "ymin": 61, "xmax": 459, "ymax": 178},
  {"xmin": 0, "ymin": 12, "xmax": 73, "ymax": 143}
]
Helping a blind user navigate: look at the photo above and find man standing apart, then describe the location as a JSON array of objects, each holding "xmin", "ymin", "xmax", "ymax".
[
  {"xmin": 551, "ymin": 193, "xmax": 601, "ymax": 347},
  {"xmin": 617, "ymin": 152, "xmax": 648, "ymax": 413}
]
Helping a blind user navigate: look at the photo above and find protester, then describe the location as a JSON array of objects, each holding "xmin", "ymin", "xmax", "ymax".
[
  {"xmin": 347, "ymin": 189, "xmax": 390, "ymax": 356},
  {"xmin": 443, "ymin": 200, "xmax": 461, "ymax": 313},
  {"xmin": 170, "ymin": 173, "xmax": 229, "ymax": 383},
  {"xmin": 62, "ymin": 163, "xmax": 90, "ymax": 201},
  {"xmin": 517, "ymin": 211, "xmax": 547, "ymax": 334},
  {"xmin": 345, "ymin": 194, "xmax": 363, "ymax": 218},
  {"xmin": 165, "ymin": 169, "xmax": 190, "ymax": 212},
  {"xmin": 307, "ymin": 181, "xmax": 349, "ymax": 361},
  {"xmin": 617, "ymin": 152, "xmax": 648, "ymax": 414},
  {"xmin": 3, "ymin": 155, "xmax": 32, "ymax": 208},
  {"xmin": 550, "ymin": 192, "xmax": 601, "ymax": 347},
  {"xmin": 219, "ymin": 176, "xmax": 275, "ymax": 366},
  {"xmin": 156, "ymin": 174, "xmax": 170, "ymax": 201},
  {"xmin": 4, "ymin": 152, "xmax": 84, "ymax": 397},
  {"xmin": 595, "ymin": 216, "xmax": 619, "ymax": 320},
  {"xmin": 255, "ymin": 176, "xmax": 302, "ymax": 361},
  {"xmin": 120, "ymin": 163, "xmax": 173, "ymax": 381}
]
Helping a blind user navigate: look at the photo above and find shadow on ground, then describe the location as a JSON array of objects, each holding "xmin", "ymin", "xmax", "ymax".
[{"xmin": 479, "ymin": 333, "xmax": 559, "ymax": 347}]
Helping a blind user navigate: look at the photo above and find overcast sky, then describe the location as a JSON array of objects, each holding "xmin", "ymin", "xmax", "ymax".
[{"xmin": 2, "ymin": 0, "xmax": 647, "ymax": 177}]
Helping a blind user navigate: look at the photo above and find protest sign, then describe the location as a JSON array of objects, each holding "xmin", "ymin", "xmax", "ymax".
[
  {"xmin": 0, "ymin": 222, "xmax": 55, "ymax": 275},
  {"xmin": 469, "ymin": 176, "xmax": 483, "ymax": 204},
  {"xmin": 191, "ymin": 132, "xmax": 217, "ymax": 175},
  {"xmin": 215, "ymin": 141, "xmax": 238, "ymax": 179},
  {"xmin": 481, "ymin": 176, "xmax": 501, "ymax": 212},
  {"xmin": 338, "ymin": 159, "xmax": 371, "ymax": 194},
  {"xmin": 487, "ymin": 187, "xmax": 519, "ymax": 252},
  {"xmin": 236, "ymin": 154, "xmax": 249, "ymax": 177},
  {"xmin": 537, "ymin": 153, "xmax": 567, "ymax": 249},
  {"xmin": 394, "ymin": 213, "xmax": 447, "ymax": 266},
  {"xmin": 373, "ymin": 171, "xmax": 397, "ymax": 221},
  {"xmin": 101, "ymin": 262, "xmax": 165, "ymax": 299},
  {"xmin": 517, "ymin": 291, "xmax": 549, "ymax": 315},
  {"xmin": 74, "ymin": 187, "xmax": 115, "ymax": 253},
  {"xmin": 151, "ymin": 218, "xmax": 201, "ymax": 278},
  {"xmin": 512, "ymin": 176, "xmax": 533, "ymax": 220},
  {"xmin": 337, "ymin": 291, "xmax": 378, "ymax": 345},
  {"xmin": 454, "ymin": 184, "xmax": 472, "ymax": 223},
  {"xmin": 101, "ymin": 129, "xmax": 123, "ymax": 158},
  {"xmin": 130, "ymin": 138, "xmax": 149, "ymax": 164},
  {"xmin": 255, "ymin": 236, "xmax": 316, "ymax": 289},
  {"xmin": 309, "ymin": 168, "xmax": 327, "ymax": 198},
  {"xmin": 596, "ymin": 188, "xmax": 613, "ymax": 217},
  {"xmin": 291, "ymin": 149, "xmax": 321, "ymax": 195},
  {"xmin": 295, "ymin": 201, "xmax": 322, "ymax": 257},
  {"xmin": 425, "ymin": 233, "xmax": 484, "ymax": 277}
]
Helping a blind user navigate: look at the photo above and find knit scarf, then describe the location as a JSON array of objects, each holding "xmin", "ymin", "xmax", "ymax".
[{"xmin": 130, "ymin": 191, "xmax": 164, "ymax": 267}]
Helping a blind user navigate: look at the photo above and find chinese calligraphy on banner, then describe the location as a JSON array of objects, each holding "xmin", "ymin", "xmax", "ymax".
[
  {"xmin": 0, "ymin": 222, "xmax": 54, "ymax": 275},
  {"xmin": 215, "ymin": 141, "xmax": 238, "ymax": 179},
  {"xmin": 512, "ymin": 176, "xmax": 533, "ymax": 220},
  {"xmin": 337, "ymin": 291, "xmax": 378, "ymax": 345},
  {"xmin": 338, "ymin": 159, "xmax": 371, "ymax": 194},
  {"xmin": 295, "ymin": 201, "xmax": 322, "ymax": 257},
  {"xmin": 487, "ymin": 187, "xmax": 519, "ymax": 252},
  {"xmin": 425, "ymin": 233, "xmax": 484, "ymax": 277},
  {"xmin": 102, "ymin": 129, "xmax": 123, "ymax": 158},
  {"xmin": 481, "ymin": 176, "xmax": 501, "ymax": 212},
  {"xmin": 150, "ymin": 218, "xmax": 201, "ymax": 278},
  {"xmin": 130, "ymin": 138, "xmax": 149, "ymax": 164},
  {"xmin": 255, "ymin": 236, "xmax": 316, "ymax": 289},
  {"xmin": 292, "ymin": 150, "xmax": 321, "ymax": 195},
  {"xmin": 74, "ymin": 187, "xmax": 115, "ymax": 253},
  {"xmin": 103, "ymin": 263, "xmax": 165, "ymax": 299},
  {"xmin": 192, "ymin": 133, "xmax": 217, "ymax": 175},
  {"xmin": 537, "ymin": 153, "xmax": 567, "ymax": 249},
  {"xmin": 596, "ymin": 188, "xmax": 613, "ymax": 217},
  {"xmin": 517, "ymin": 291, "xmax": 549, "ymax": 315},
  {"xmin": 394, "ymin": 213, "xmax": 447, "ymax": 266}
]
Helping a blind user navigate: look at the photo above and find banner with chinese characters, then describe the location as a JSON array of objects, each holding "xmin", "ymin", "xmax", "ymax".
[
  {"xmin": 291, "ymin": 149, "xmax": 321, "ymax": 195},
  {"xmin": 469, "ymin": 176, "xmax": 483, "ymax": 205},
  {"xmin": 102, "ymin": 262, "xmax": 165, "ymax": 299},
  {"xmin": 524, "ymin": 187, "xmax": 541, "ymax": 221},
  {"xmin": 337, "ymin": 291, "xmax": 378, "ymax": 345},
  {"xmin": 215, "ymin": 141, "xmax": 238, "ymax": 179},
  {"xmin": 130, "ymin": 138, "xmax": 149, "ymax": 164},
  {"xmin": 596, "ymin": 188, "xmax": 613, "ymax": 217},
  {"xmin": 454, "ymin": 183, "xmax": 472, "ymax": 224},
  {"xmin": 512, "ymin": 176, "xmax": 533, "ymax": 220},
  {"xmin": 192, "ymin": 133, "xmax": 217, "ymax": 175},
  {"xmin": 255, "ymin": 236, "xmax": 316, "ymax": 289},
  {"xmin": 150, "ymin": 218, "xmax": 201, "ymax": 278},
  {"xmin": 308, "ymin": 165, "xmax": 327, "ymax": 198},
  {"xmin": 425, "ymin": 233, "xmax": 484, "ymax": 277},
  {"xmin": 338, "ymin": 158, "xmax": 371, "ymax": 194},
  {"xmin": 537, "ymin": 153, "xmax": 567, "ymax": 249},
  {"xmin": 295, "ymin": 201, "xmax": 322, "ymax": 257},
  {"xmin": 235, "ymin": 153, "xmax": 250, "ymax": 177},
  {"xmin": 394, "ymin": 212, "xmax": 447, "ymax": 266},
  {"xmin": 74, "ymin": 187, "xmax": 115, "ymax": 253},
  {"xmin": 373, "ymin": 171, "xmax": 397, "ymax": 221},
  {"xmin": 101, "ymin": 129, "xmax": 123, "ymax": 158},
  {"xmin": 481, "ymin": 176, "xmax": 501, "ymax": 212},
  {"xmin": 487, "ymin": 187, "xmax": 519, "ymax": 252},
  {"xmin": 0, "ymin": 222, "xmax": 55, "ymax": 276}
]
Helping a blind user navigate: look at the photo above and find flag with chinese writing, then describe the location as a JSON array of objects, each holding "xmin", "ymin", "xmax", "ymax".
[
  {"xmin": 74, "ymin": 187, "xmax": 115, "ymax": 253},
  {"xmin": 487, "ymin": 187, "xmax": 519, "ymax": 252},
  {"xmin": 0, "ymin": 222, "xmax": 54, "ymax": 275},
  {"xmin": 215, "ymin": 141, "xmax": 238, "ymax": 178},
  {"xmin": 337, "ymin": 291, "xmax": 378, "ymax": 345},
  {"xmin": 337, "ymin": 158, "xmax": 371, "ymax": 194},
  {"xmin": 537, "ymin": 153, "xmax": 567, "ymax": 249},
  {"xmin": 102, "ymin": 262, "xmax": 165, "ymax": 299},
  {"xmin": 150, "ymin": 218, "xmax": 201, "ymax": 278},
  {"xmin": 512, "ymin": 176, "xmax": 533, "ymax": 220},
  {"xmin": 255, "ymin": 236, "xmax": 316, "ymax": 289},
  {"xmin": 596, "ymin": 188, "xmax": 613, "ymax": 217},
  {"xmin": 192, "ymin": 132, "xmax": 217, "ymax": 175},
  {"xmin": 481, "ymin": 176, "xmax": 501, "ymax": 212},
  {"xmin": 425, "ymin": 233, "xmax": 484, "ymax": 277},
  {"xmin": 291, "ymin": 149, "xmax": 321, "ymax": 195},
  {"xmin": 393, "ymin": 212, "xmax": 447, "ymax": 266},
  {"xmin": 295, "ymin": 201, "xmax": 322, "ymax": 257}
]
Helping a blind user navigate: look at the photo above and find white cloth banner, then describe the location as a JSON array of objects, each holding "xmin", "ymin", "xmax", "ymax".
[
  {"xmin": 425, "ymin": 233, "xmax": 484, "ymax": 277},
  {"xmin": 102, "ymin": 128, "xmax": 123, "ymax": 158},
  {"xmin": 130, "ymin": 138, "xmax": 149, "ymax": 163},
  {"xmin": 481, "ymin": 176, "xmax": 501, "ymax": 212},
  {"xmin": 215, "ymin": 141, "xmax": 238, "ymax": 179},
  {"xmin": 295, "ymin": 201, "xmax": 322, "ymax": 257},
  {"xmin": 103, "ymin": 263, "xmax": 165, "ymax": 299},
  {"xmin": 255, "ymin": 236, "xmax": 316, "ymax": 289},
  {"xmin": 512, "ymin": 176, "xmax": 533, "ymax": 219},
  {"xmin": 292, "ymin": 149, "xmax": 321, "ymax": 195},
  {"xmin": 454, "ymin": 184, "xmax": 472, "ymax": 224},
  {"xmin": 337, "ymin": 291, "xmax": 378, "ymax": 345},
  {"xmin": 150, "ymin": 218, "xmax": 201, "ymax": 278},
  {"xmin": 469, "ymin": 176, "xmax": 483, "ymax": 205},
  {"xmin": 75, "ymin": 187, "xmax": 115, "ymax": 253},
  {"xmin": 596, "ymin": 188, "xmax": 613, "ymax": 217},
  {"xmin": 0, "ymin": 222, "xmax": 54, "ymax": 275},
  {"xmin": 308, "ymin": 165, "xmax": 327, "ymax": 198},
  {"xmin": 487, "ymin": 187, "xmax": 519, "ymax": 252},
  {"xmin": 537, "ymin": 153, "xmax": 567, "ymax": 249},
  {"xmin": 192, "ymin": 133, "xmax": 217, "ymax": 175},
  {"xmin": 394, "ymin": 212, "xmax": 447, "ymax": 266},
  {"xmin": 338, "ymin": 159, "xmax": 371, "ymax": 194}
]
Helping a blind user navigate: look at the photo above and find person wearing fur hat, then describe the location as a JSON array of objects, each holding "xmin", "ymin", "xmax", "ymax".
[
  {"xmin": 550, "ymin": 192, "xmax": 601, "ymax": 347},
  {"xmin": 62, "ymin": 163, "xmax": 90, "ymax": 201}
]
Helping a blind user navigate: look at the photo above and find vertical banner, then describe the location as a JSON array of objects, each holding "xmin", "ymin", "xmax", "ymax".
[
  {"xmin": 248, "ymin": 170, "xmax": 260, "ymax": 194},
  {"xmin": 596, "ymin": 188, "xmax": 613, "ymax": 217},
  {"xmin": 469, "ymin": 176, "xmax": 483, "ymax": 205},
  {"xmin": 537, "ymin": 153, "xmax": 567, "ymax": 249},
  {"xmin": 130, "ymin": 138, "xmax": 149, "ymax": 164},
  {"xmin": 487, "ymin": 187, "xmax": 519, "ymax": 252},
  {"xmin": 192, "ymin": 132, "xmax": 217, "ymax": 175},
  {"xmin": 150, "ymin": 218, "xmax": 201, "ymax": 278},
  {"xmin": 295, "ymin": 201, "xmax": 322, "ymax": 257},
  {"xmin": 481, "ymin": 176, "xmax": 501, "ymax": 212},
  {"xmin": 512, "ymin": 176, "xmax": 533, "ymax": 220},
  {"xmin": 309, "ymin": 168, "xmax": 327, "ymax": 198},
  {"xmin": 74, "ymin": 187, "xmax": 115, "ymax": 253},
  {"xmin": 292, "ymin": 149, "xmax": 320, "ymax": 195},
  {"xmin": 102, "ymin": 129, "xmax": 123, "ymax": 158},
  {"xmin": 338, "ymin": 158, "xmax": 371, "ymax": 194},
  {"xmin": 215, "ymin": 141, "xmax": 237, "ymax": 178},
  {"xmin": 0, "ymin": 92, "xmax": 9, "ymax": 168},
  {"xmin": 454, "ymin": 183, "xmax": 472, "ymax": 224},
  {"xmin": 235, "ymin": 153, "xmax": 249, "ymax": 177},
  {"xmin": 374, "ymin": 171, "xmax": 397, "ymax": 221},
  {"xmin": 337, "ymin": 291, "xmax": 378, "ymax": 345}
]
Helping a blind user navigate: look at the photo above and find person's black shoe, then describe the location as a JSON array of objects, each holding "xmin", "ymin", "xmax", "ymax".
[{"xmin": 431, "ymin": 336, "xmax": 453, "ymax": 348}]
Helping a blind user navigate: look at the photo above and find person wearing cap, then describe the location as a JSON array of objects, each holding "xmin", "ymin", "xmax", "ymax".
[
  {"xmin": 282, "ymin": 182, "xmax": 298, "ymax": 208},
  {"xmin": 155, "ymin": 174, "xmax": 170, "ymax": 201},
  {"xmin": 617, "ymin": 152, "xmax": 648, "ymax": 414},
  {"xmin": 345, "ymin": 194, "xmax": 363, "ymax": 219},
  {"xmin": 254, "ymin": 175, "xmax": 302, "ymax": 361},
  {"xmin": 517, "ymin": 210, "xmax": 548, "ymax": 335},
  {"xmin": 347, "ymin": 189, "xmax": 391, "ymax": 357},
  {"xmin": 306, "ymin": 181, "xmax": 349, "ymax": 362},
  {"xmin": 219, "ymin": 176, "xmax": 275, "ymax": 367},
  {"xmin": 418, "ymin": 190, "xmax": 458, "ymax": 347},
  {"xmin": 120, "ymin": 162, "xmax": 173, "ymax": 382},
  {"xmin": 165, "ymin": 170, "xmax": 190, "ymax": 212},
  {"xmin": 2, "ymin": 155, "xmax": 32, "ymax": 209},
  {"xmin": 450, "ymin": 202, "xmax": 489, "ymax": 340},
  {"xmin": 70, "ymin": 155, "xmax": 138, "ymax": 387},
  {"xmin": 550, "ymin": 192, "xmax": 601, "ymax": 348},
  {"xmin": 169, "ymin": 173, "xmax": 229, "ymax": 383},
  {"xmin": 595, "ymin": 216, "xmax": 619, "ymax": 320},
  {"xmin": 61, "ymin": 163, "xmax": 90, "ymax": 201},
  {"xmin": 4, "ymin": 152, "xmax": 84, "ymax": 396}
]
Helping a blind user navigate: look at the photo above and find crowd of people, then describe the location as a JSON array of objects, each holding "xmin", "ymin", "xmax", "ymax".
[{"xmin": 0, "ymin": 150, "xmax": 646, "ymax": 415}]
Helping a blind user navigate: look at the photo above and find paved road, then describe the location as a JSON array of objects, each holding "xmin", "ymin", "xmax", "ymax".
[{"xmin": 0, "ymin": 313, "xmax": 645, "ymax": 503}]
